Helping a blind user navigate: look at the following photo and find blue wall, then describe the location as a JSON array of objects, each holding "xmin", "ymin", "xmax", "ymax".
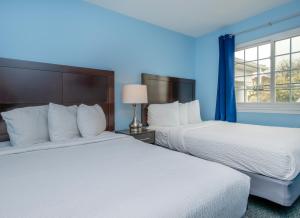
[
  {"xmin": 1, "ymin": 0, "xmax": 299, "ymax": 128},
  {"xmin": 195, "ymin": 0, "xmax": 300, "ymax": 127},
  {"xmin": 0, "ymin": 0, "xmax": 196, "ymax": 130}
]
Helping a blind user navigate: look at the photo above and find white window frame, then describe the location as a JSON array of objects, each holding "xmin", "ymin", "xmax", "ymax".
[{"xmin": 236, "ymin": 27, "xmax": 300, "ymax": 114}]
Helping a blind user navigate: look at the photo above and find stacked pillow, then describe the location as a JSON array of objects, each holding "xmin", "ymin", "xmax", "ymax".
[
  {"xmin": 148, "ymin": 100, "xmax": 202, "ymax": 127},
  {"xmin": 77, "ymin": 104, "xmax": 106, "ymax": 137},
  {"xmin": 48, "ymin": 103, "xmax": 80, "ymax": 142},
  {"xmin": 148, "ymin": 101, "xmax": 180, "ymax": 127},
  {"xmin": 181, "ymin": 100, "xmax": 202, "ymax": 125},
  {"xmin": 1, "ymin": 103, "xmax": 107, "ymax": 147},
  {"xmin": 1, "ymin": 105, "xmax": 49, "ymax": 147}
]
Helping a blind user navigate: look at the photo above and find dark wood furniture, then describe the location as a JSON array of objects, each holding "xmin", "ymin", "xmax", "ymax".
[
  {"xmin": 141, "ymin": 73, "xmax": 195, "ymax": 126},
  {"xmin": 0, "ymin": 58, "xmax": 114, "ymax": 142},
  {"xmin": 115, "ymin": 129, "xmax": 155, "ymax": 144}
]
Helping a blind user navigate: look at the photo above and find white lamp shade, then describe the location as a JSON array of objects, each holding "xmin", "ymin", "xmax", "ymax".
[{"xmin": 122, "ymin": 84, "xmax": 148, "ymax": 104}]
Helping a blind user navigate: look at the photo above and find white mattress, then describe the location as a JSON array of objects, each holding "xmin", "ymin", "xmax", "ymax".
[
  {"xmin": 0, "ymin": 132, "xmax": 249, "ymax": 218},
  {"xmin": 150, "ymin": 121, "xmax": 300, "ymax": 181}
]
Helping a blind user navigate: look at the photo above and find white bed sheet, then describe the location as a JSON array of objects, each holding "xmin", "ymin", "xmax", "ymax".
[
  {"xmin": 0, "ymin": 132, "xmax": 249, "ymax": 218},
  {"xmin": 150, "ymin": 121, "xmax": 300, "ymax": 181}
]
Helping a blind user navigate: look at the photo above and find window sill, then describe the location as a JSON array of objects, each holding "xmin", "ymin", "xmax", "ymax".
[{"xmin": 237, "ymin": 103, "xmax": 300, "ymax": 114}]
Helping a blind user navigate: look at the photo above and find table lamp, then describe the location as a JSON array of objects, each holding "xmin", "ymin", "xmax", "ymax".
[{"xmin": 122, "ymin": 84, "xmax": 148, "ymax": 132}]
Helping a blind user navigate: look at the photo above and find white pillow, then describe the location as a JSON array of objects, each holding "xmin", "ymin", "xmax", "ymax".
[
  {"xmin": 77, "ymin": 104, "xmax": 106, "ymax": 137},
  {"xmin": 48, "ymin": 103, "xmax": 80, "ymax": 142},
  {"xmin": 1, "ymin": 105, "xmax": 49, "ymax": 146},
  {"xmin": 148, "ymin": 101, "xmax": 180, "ymax": 127},
  {"xmin": 187, "ymin": 100, "xmax": 202, "ymax": 123},
  {"xmin": 179, "ymin": 103, "xmax": 188, "ymax": 125}
]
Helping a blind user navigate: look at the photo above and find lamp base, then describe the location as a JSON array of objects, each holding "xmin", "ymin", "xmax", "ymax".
[
  {"xmin": 129, "ymin": 104, "xmax": 143, "ymax": 132},
  {"xmin": 129, "ymin": 121, "xmax": 143, "ymax": 133}
]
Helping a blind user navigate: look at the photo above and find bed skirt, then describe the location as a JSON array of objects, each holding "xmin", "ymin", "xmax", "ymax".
[{"xmin": 242, "ymin": 171, "xmax": 300, "ymax": 206}]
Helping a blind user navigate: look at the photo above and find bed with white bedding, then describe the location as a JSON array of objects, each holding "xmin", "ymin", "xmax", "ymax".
[
  {"xmin": 0, "ymin": 59, "xmax": 251, "ymax": 218},
  {"xmin": 150, "ymin": 121, "xmax": 300, "ymax": 206},
  {"xmin": 0, "ymin": 132, "xmax": 250, "ymax": 218}
]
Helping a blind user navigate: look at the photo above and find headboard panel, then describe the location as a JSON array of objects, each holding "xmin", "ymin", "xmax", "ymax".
[
  {"xmin": 0, "ymin": 58, "xmax": 114, "ymax": 142},
  {"xmin": 141, "ymin": 73, "xmax": 195, "ymax": 126}
]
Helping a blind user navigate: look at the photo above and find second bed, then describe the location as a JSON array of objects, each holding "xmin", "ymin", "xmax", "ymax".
[
  {"xmin": 150, "ymin": 121, "xmax": 300, "ymax": 206},
  {"xmin": 142, "ymin": 73, "xmax": 300, "ymax": 206}
]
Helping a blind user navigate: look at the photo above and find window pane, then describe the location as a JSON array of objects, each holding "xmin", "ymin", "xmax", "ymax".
[
  {"xmin": 291, "ymin": 88, "xmax": 300, "ymax": 102},
  {"xmin": 259, "ymin": 43, "xmax": 271, "ymax": 59},
  {"xmin": 235, "ymin": 77, "xmax": 244, "ymax": 89},
  {"xmin": 276, "ymin": 89, "xmax": 290, "ymax": 102},
  {"xmin": 235, "ymin": 50, "xmax": 244, "ymax": 62},
  {"xmin": 245, "ymin": 61, "xmax": 257, "ymax": 75},
  {"xmin": 258, "ymin": 73, "xmax": 271, "ymax": 86},
  {"xmin": 245, "ymin": 75, "xmax": 257, "ymax": 88},
  {"xmin": 236, "ymin": 36, "xmax": 300, "ymax": 104},
  {"xmin": 292, "ymin": 36, "xmax": 300, "ymax": 53},
  {"xmin": 276, "ymin": 84, "xmax": 290, "ymax": 89},
  {"xmin": 235, "ymin": 63, "xmax": 244, "ymax": 76},
  {"xmin": 258, "ymin": 89, "xmax": 271, "ymax": 103},
  {"xmin": 292, "ymin": 52, "xmax": 300, "ymax": 69},
  {"xmin": 291, "ymin": 70, "xmax": 300, "ymax": 84},
  {"xmin": 275, "ymin": 55, "xmax": 290, "ymax": 71},
  {"xmin": 275, "ymin": 38, "xmax": 290, "ymax": 55},
  {"xmin": 245, "ymin": 90, "xmax": 257, "ymax": 103},
  {"xmin": 276, "ymin": 71, "xmax": 290, "ymax": 85},
  {"xmin": 258, "ymin": 59, "xmax": 271, "ymax": 73},
  {"xmin": 235, "ymin": 89, "xmax": 244, "ymax": 103},
  {"xmin": 245, "ymin": 47, "xmax": 257, "ymax": 61}
]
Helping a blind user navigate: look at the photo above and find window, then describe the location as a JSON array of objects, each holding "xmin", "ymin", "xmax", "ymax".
[{"xmin": 235, "ymin": 29, "xmax": 300, "ymax": 113}]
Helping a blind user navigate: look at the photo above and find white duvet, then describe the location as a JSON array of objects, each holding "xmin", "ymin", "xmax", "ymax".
[
  {"xmin": 150, "ymin": 121, "xmax": 300, "ymax": 181},
  {"xmin": 0, "ymin": 132, "xmax": 249, "ymax": 218}
]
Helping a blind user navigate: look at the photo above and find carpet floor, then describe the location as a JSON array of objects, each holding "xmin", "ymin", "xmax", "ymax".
[{"xmin": 245, "ymin": 196, "xmax": 300, "ymax": 218}]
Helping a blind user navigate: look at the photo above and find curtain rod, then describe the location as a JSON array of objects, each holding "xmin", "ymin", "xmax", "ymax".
[{"xmin": 233, "ymin": 12, "xmax": 300, "ymax": 36}]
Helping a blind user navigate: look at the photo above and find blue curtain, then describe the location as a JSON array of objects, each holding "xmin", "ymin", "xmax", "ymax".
[{"xmin": 215, "ymin": 34, "xmax": 237, "ymax": 122}]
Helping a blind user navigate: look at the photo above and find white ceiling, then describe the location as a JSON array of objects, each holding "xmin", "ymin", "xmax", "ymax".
[{"xmin": 87, "ymin": 0, "xmax": 291, "ymax": 37}]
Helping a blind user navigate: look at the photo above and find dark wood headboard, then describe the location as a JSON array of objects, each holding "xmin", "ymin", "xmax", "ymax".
[
  {"xmin": 141, "ymin": 73, "xmax": 195, "ymax": 126},
  {"xmin": 0, "ymin": 58, "xmax": 114, "ymax": 142}
]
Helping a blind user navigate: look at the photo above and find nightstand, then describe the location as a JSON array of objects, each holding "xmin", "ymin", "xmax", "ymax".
[{"xmin": 115, "ymin": 128, "xmax": 155, "ymax": 144}]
